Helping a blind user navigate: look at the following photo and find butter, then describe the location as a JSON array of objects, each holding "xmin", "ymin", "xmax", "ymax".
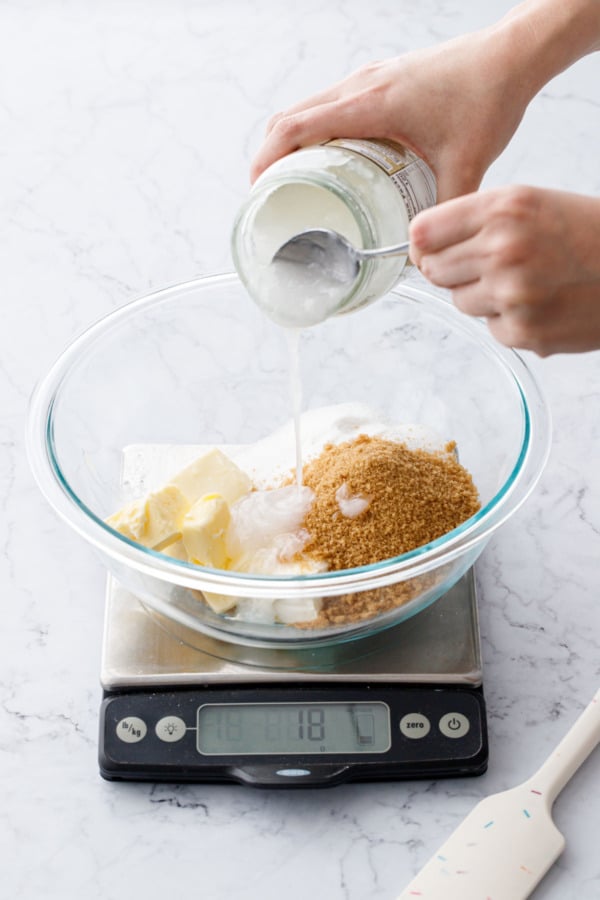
[
  {"xmin": 199, "ymin": 590, "xmax": 238, "ymax": 614},
  {"xmin": 170, "ymin": 448, "xmax": 251, "ymax": 506},
  {"xmin": 107, "ymin": 449, "xmax": 250, "ymax": 554},
  {"xmin": 182, "ymin": 493, "xmax": 230, "ymax": 568},
  {"xmin": 160, "ymin": 540, "xmax": 188, "ymax": 561},
  {"xmin": 106, "ymin": 484, "xmax": 189, "ymax": 550},
  {"xmin": 159, "ymin": 539, "xmax": 238, "ymax": 613}
]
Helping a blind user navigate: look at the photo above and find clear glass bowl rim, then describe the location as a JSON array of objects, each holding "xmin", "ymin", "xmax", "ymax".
[{"xmin": 27, "ymin": 272, "xmax": 552, "ymax": 599}]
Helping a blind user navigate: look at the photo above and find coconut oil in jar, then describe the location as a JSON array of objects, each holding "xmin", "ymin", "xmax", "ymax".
[{"xmin": 231, "ymin": 139, "xmax": 436, "ymax": 328}]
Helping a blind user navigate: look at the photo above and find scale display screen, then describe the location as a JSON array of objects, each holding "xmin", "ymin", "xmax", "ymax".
[{"xmin": 196, "ymin": 701, "xmax": 391, "ymax": 755}]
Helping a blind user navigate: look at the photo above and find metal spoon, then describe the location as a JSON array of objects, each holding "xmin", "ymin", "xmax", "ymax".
[{"xmin": 271, "ymin": 229, "xmax": 411, "ymax": 285}]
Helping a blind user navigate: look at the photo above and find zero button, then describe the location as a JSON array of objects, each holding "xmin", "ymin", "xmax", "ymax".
[{"xmin": 399, "ymin": 713, "xmax": 431, "ymax": 739}]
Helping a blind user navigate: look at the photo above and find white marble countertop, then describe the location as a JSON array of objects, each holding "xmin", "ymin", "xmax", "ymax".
[{"xmin": 2, "ymin": 1, "xmax": 599, "ymax": 898}]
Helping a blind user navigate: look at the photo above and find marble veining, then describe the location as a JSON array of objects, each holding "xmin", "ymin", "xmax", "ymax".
[{"xmin": 1, "ymin": 1, "xmax": 599, "ymax": 898}]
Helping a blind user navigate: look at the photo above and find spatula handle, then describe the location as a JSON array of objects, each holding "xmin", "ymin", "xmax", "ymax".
[{"xmin": 526, "ymin": 687, "xmax": 600, "ymax": 806}]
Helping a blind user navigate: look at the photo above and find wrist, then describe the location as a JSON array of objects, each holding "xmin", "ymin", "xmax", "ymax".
[{"xmin": 487, "ymin": 0, "xmax": 600, "ymax": 102}]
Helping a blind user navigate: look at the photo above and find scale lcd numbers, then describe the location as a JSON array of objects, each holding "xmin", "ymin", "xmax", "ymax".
[{"xmin": 196, "ymin": 701, "xmax": 391, "ymax": 756}]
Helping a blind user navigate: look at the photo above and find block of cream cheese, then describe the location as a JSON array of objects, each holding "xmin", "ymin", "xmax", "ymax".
[
  {"xmin": 106, "ymin": 484, "xmax": 190, "ymax": 550},
  {"xmin": 274, "ymin": 597, "xmax": 322, "ymax": 624},
  {"xmin": 182, "ymin": 493, "xmax": 230, "ymax": 568},
  {"xmin": 170, "ymin": 448, "xmax": 251, "ymax": 506},
  {"xmin": 234, "ymin": 593, "xmax": 322, "ymax": 625}
]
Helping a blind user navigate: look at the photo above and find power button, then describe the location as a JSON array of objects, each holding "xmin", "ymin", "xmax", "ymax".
[{"xmin": 439, "ymin": 712, "xmax": 470, "ymax": 739}]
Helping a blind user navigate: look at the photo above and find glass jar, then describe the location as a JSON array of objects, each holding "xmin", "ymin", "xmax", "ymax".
[{"xmin": 231, "ymin": 139, "xmax": 436, "ymax": 328}]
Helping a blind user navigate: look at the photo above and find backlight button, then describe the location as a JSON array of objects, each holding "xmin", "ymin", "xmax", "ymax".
[{"xmin": 155, "ymin": 715, "xmax": 187, "ymax": 742}]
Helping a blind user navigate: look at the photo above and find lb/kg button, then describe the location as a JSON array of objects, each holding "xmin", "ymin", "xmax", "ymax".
[
  {"xmin": 439, "ymin": 712, "xmax": 470, "ymax": 739},
  {"xmin": 116, "ymin": 716, "xmax": 147, "ymax": 743},
  {"xmin": 399, "ymin": 712, "xmax": 431, "ymax": 739}
]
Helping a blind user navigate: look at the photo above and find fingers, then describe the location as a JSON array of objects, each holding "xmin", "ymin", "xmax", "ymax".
[
  {"xmin": 451, "ymin": 280, "xmax": 495, "ymax": 318},
  {"xmin": 252, "ymin": 62, "xmax": 390, "ymax": 180},
  {"xmin": 407, "ymin": 186, "xmax": 600, "ymax": 356},
  {"xmin": 251, "ymin": 79, "xmax": 352, "ymax": 182},
  {"xmin": 411, "ymin": 194, "xmax": 531, "ymax": 322},
  {"xmin": 409, "ymin": 191, "xmax": 490, "ymax": 263},
  {"xmin": 263, "ymin": 80, "xmax": 348, "ymax": 137},
  {"xmin": 418, "ymin": 234, "xmax": 482, "ymax": 290},
  {"xmin": 251, "ymin": 93, "xmax": 393, "ymax": 183},
  {"xmin": 263, "ymin": 61, "xmax": 385, "ymax": 136},
  {"xmin": 251, "ymin": 103, "xmax": 339, "ymax": 183}
]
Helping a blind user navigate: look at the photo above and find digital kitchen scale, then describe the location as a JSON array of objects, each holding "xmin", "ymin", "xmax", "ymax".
[{"xmin": 99, "ymin": 569, "xmax": 488, "ymax": 787}]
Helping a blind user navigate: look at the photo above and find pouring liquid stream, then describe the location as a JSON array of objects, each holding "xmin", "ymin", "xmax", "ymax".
[{"xmin": 286, "ymin": 328, "xmax": 304, "ymax": 487}]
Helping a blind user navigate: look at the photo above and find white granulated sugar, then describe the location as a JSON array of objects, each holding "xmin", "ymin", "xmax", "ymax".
[{"xmin": 234, "ymin": 402, "xmax": 447, "ymax": 489}]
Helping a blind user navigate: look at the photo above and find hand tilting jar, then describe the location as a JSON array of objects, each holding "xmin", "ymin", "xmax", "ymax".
[{"xmin": 232, "ymin": 139, "xmax": 436, "ymax": 328}]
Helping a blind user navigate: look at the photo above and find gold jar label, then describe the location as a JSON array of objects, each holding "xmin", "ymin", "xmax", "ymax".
[{"xmin": 326, "ymin": 138, "xmax": 436, "ymax": 220}]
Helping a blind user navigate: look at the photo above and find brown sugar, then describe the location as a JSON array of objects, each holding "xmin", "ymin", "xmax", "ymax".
[
  {"xmin": 299, "ymin": 572, "xmax": 441, "ymax": 630},
  {"xmin": 300, "ymin": 434, "xmax": 479, "ymax": 570},
  {"xmin": 295, "ymin": 434, "xmax": 480, "ymax": 627}
]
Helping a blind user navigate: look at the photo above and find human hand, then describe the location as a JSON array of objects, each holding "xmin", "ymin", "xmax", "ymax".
[
  {"xmin": 251, "ymin": 0, "xmax": 600, "ymax": 199},
  {"xmin": 410, "ymin": 186, "xmax": 600, "ymax": 355},
  {"xmin": 251, "ymin": 26, "xmax": 533, "ymax": 201}
]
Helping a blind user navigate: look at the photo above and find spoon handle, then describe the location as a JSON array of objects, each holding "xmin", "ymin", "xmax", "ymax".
[{"xmin": 359, "ymin": 239, "xmax": 411, "ymax": 260}]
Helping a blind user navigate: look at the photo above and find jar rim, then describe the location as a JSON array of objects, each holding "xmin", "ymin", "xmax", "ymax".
[{"xmin": 232, "ymin": 161, "xmax": 401, "ymax": 321}]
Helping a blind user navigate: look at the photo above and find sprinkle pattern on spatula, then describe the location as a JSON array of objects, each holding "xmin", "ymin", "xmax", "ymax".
[{"xmin": 398, "ymin": 689, "xmax": 600, "ymax": 900}]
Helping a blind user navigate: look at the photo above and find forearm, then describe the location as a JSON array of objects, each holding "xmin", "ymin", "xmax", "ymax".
[{"xmin": 488, "ymin": 0, "xmax": 600, "ymax": 104}]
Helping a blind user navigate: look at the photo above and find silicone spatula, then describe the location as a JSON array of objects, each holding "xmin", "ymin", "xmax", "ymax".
[{"xmin": 398, "ymin": 687, "xmax": 600, "ymax": 900}]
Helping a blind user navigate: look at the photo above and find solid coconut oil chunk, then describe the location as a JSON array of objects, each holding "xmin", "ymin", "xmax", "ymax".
[{"xmin": 232, "ymin": 139, "xmax": 436, "ymax": 327}]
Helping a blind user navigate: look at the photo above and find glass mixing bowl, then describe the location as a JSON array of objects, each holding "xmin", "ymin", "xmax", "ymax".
[{"xmin": 27, "ymin": 273, "xmax": 551, "ymax": 649}]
